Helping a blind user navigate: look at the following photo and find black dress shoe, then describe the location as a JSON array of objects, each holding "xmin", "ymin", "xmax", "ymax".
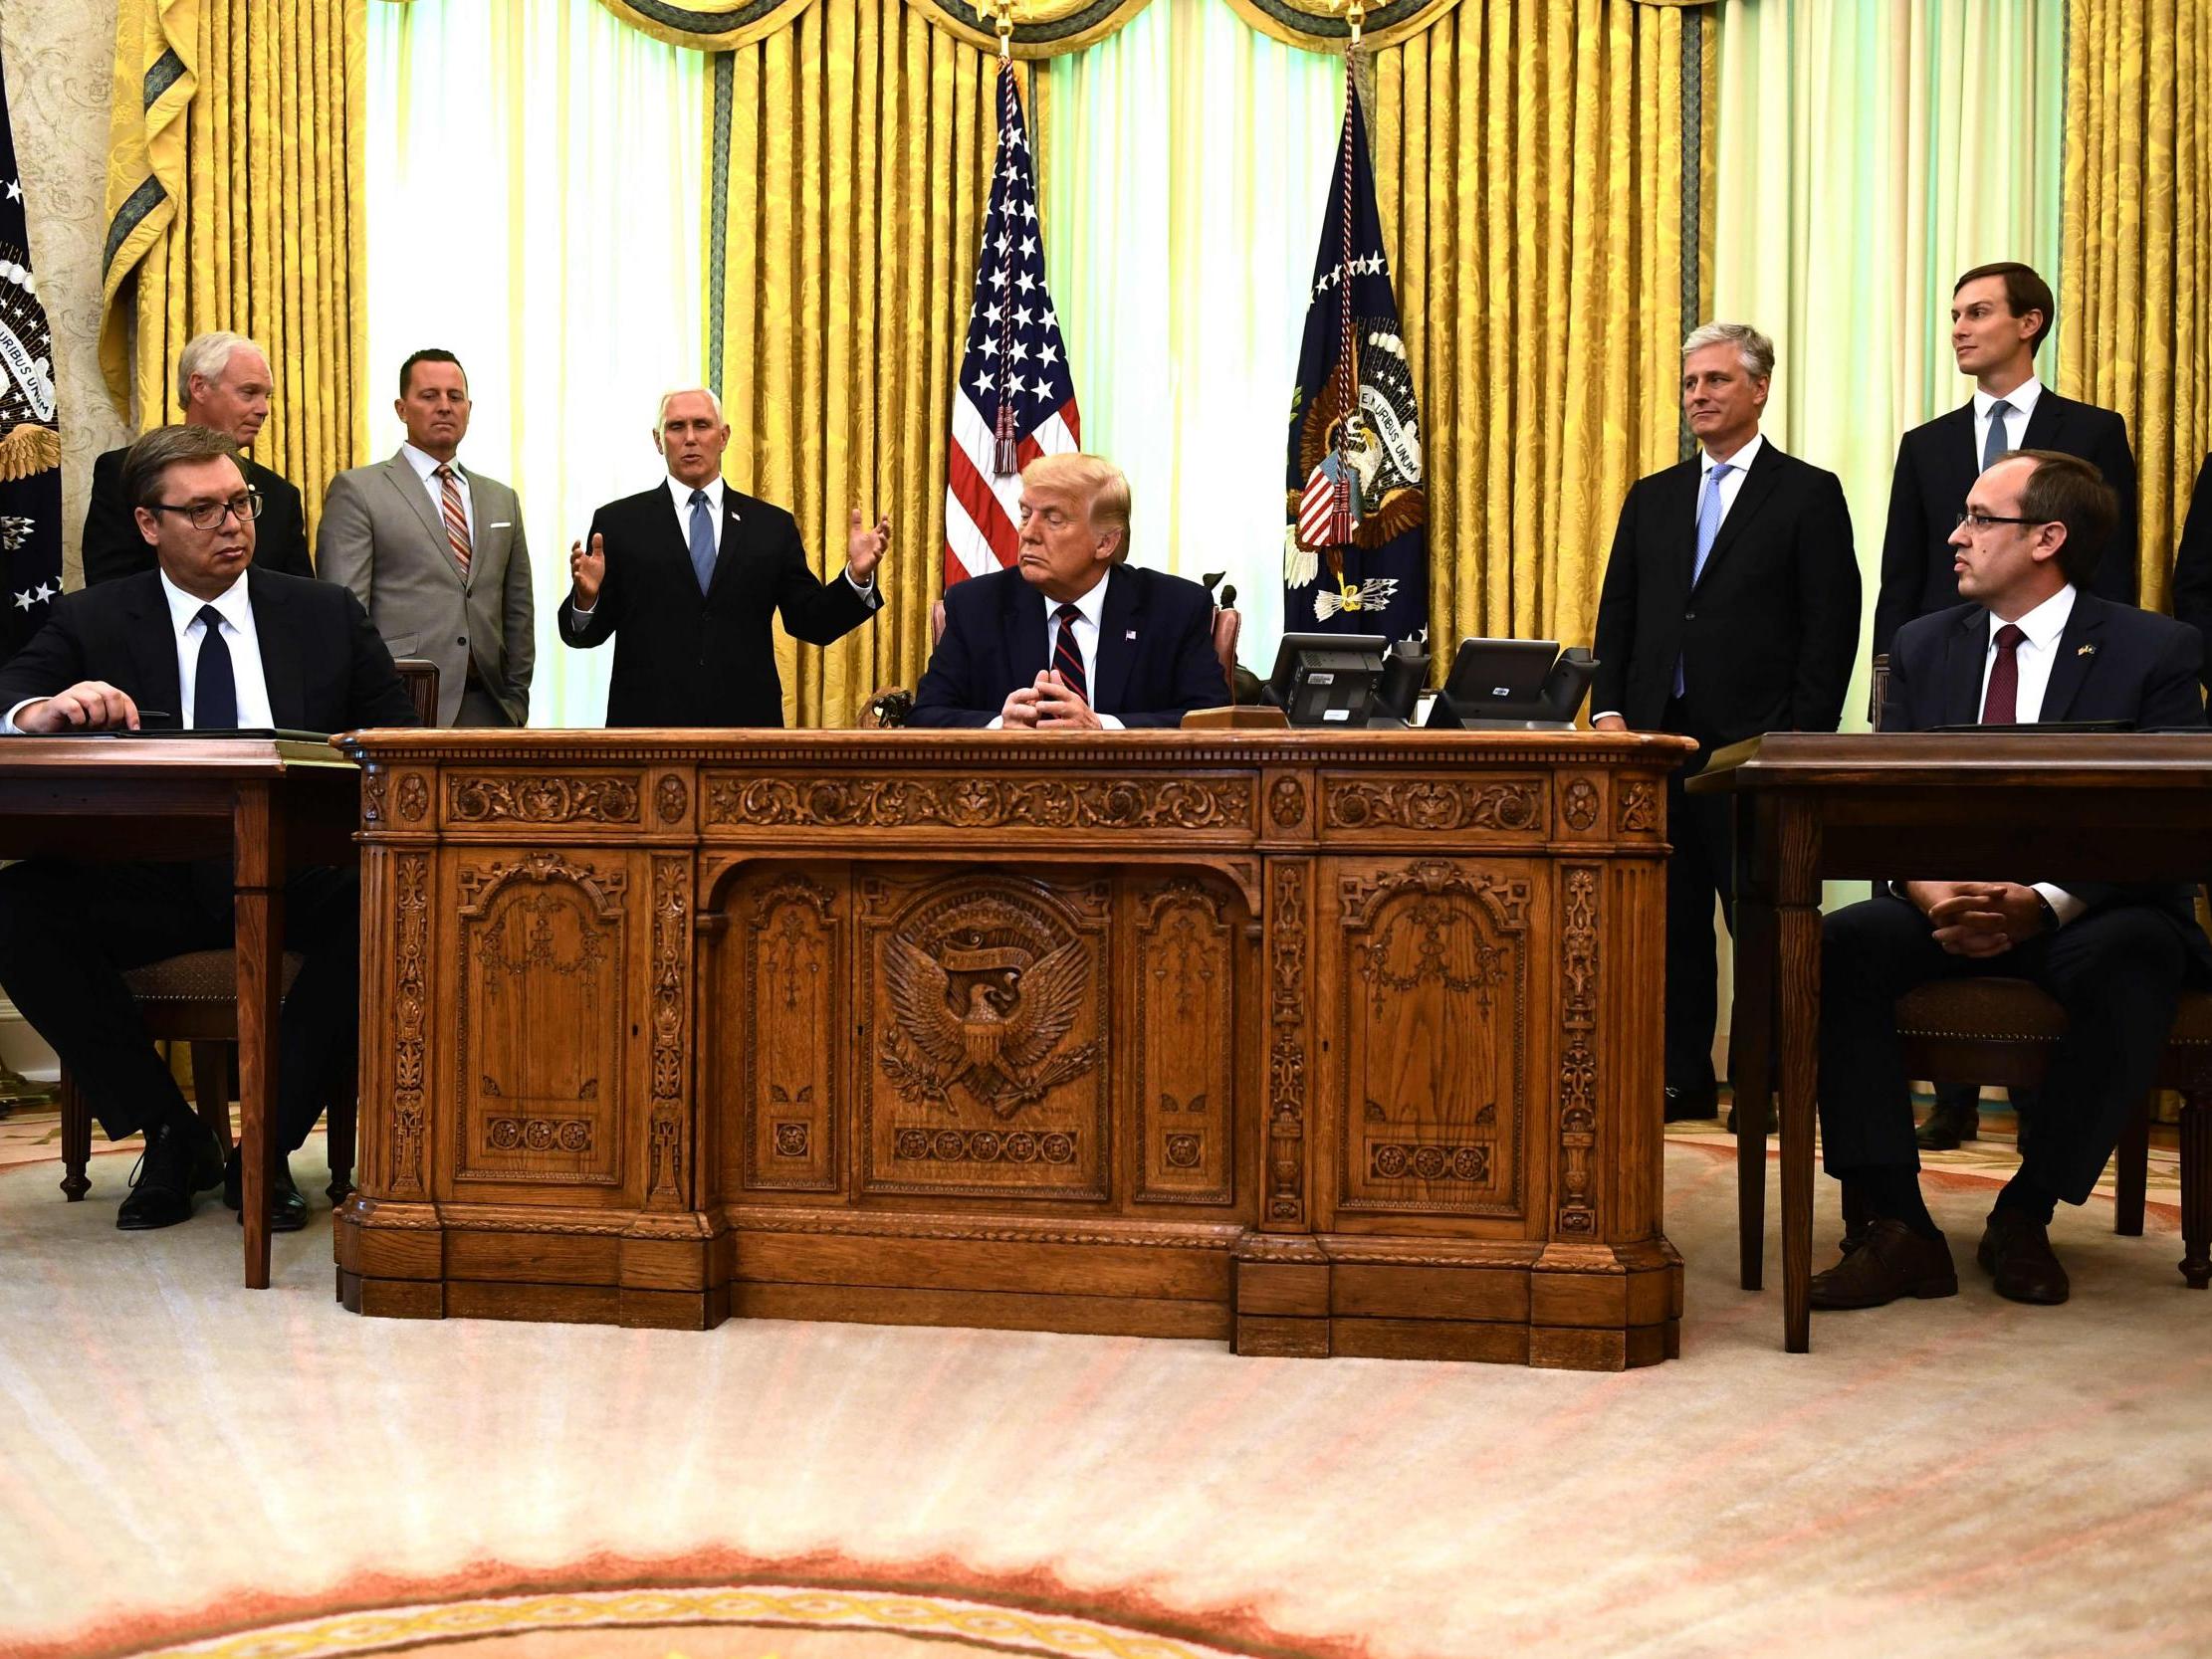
[
  {"xmin": 1915, "ymin": 1096, "xmax": 1979, "ymax": 1150},
  {"xmin": 1663, "ymin": 1085, "xmax": 1719, "ymax": 1123},
  {"xmin": 1977, "ymin": 1210, "xmax": 2070, "ymax": 1304},
  {"xmin": 116, "ymin": 1117, "xmax": 225, "ymax": 1230},
  {"xmin": 222, "ymin": 1152, "xmax": 310, "ymax": 1233},
  {"xmin": 1809, "ymin": 1218, "xmax": 1957, "ymax": 1309}
]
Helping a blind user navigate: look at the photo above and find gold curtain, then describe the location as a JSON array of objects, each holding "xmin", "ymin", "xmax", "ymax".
[
  {"xmin": 605, "ymin": 0, "xmax": 1151, "ymax": 57},
  {"xmin": 2060, "ymin": 0, "xmax": 2212, "ymax": 610},
  {"xmin": 99, "ymin": 0, "xmax": 368, "ymax": 541},
  {"xmin": 707, "ymin": 0, "xmax": 1045, "ymax": 726},
  {"xmin": 1368, "ymin": 0, "xmax": 1694, "ymax": 652}
]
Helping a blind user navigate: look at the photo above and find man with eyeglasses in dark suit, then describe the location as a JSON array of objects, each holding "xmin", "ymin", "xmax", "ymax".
[{"xmin": 0, "ymin": 425, "xmax": 416, "ymax": 1234}]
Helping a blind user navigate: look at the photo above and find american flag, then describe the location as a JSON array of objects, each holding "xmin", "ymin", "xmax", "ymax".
[
  {"xmin": 0, "ymin": 43, "xmax": 60, "ymax": 664},
  {"xmin": 943, "ymin": 61, "xmax": 1079, "ymax": 588}
]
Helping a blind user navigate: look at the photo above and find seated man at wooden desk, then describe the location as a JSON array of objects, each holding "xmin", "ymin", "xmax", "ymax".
[
  {"xmin": 0, "ymin": 425, "xmax": 418, "ymax": 1232},
  {"xmin": 1815, "ymin": 450, "xmax": 2210, "ymax": 1310},
  {"xmin": 911, "ymin": 454, "xmax": 1226, "ymax": 728}
]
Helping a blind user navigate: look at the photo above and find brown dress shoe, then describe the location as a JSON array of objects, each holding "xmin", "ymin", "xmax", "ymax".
[
  {"xmin": 1809, "ymin": 1217, "xmax": 1958, "ymax": 1310},
  {"xmin": 1977, "ymin": 1210, "xmax": 2070, "ymax": 1304}
]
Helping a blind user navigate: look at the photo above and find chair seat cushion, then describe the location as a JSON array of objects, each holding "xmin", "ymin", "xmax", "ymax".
[
  {"xmin": 122, "ymin": 949, "xmax": 307, "ymax": 1003},
  {"xmin": 1894, "ymin": 977, "xmax": 2065, "ymax": 1044}
]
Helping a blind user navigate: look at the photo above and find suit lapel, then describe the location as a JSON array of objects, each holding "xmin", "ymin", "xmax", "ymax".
[
  {"xmin": 1945, "ymin": 608, "xmax": 1990, "ymax": 726},
  {"xmin": 2022, "ymin": 390, "xmax": 2070, "ymax": 452},
  {"xmin": 248, "ymin": 567, "xmax": 305, "ymax": 727},
  {"xmin": 1090, "ymin": 568, "xmax": 1140, "ymax": 715},
  {"xmin": 706, "ymin": 496, "xmax": 746, "ymax": 602},
  {"xmin": 1936, "ymin": 403, "xmax": 1978, "ymax": 511},
  {"xmin": 1004, "ymin": 574, "xmax": 1049, "ymax": 688},
  {"xmin": 120, "ymin": 576, "xmax": 183, "ymax": 728},
  {"xmin": 383, "ymin": 454, "xmax": 466, "ymax": 590},
  {"xmin": 1689, "ymin": 442, "xmax": 1783, "ymax": 594},
  {"xmin": 2038, "ymin": 593, "xmax": 2103, "ymax": 722}
]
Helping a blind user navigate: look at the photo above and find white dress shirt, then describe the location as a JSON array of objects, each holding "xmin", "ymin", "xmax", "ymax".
[
  {"xmin": 986, "ymin": 567, "xmax": 1126, "ymax": 730},
  {"xmin": 401, "ymin": 441, "xmax": 473, "ymax": 546},
  {"xmin": 1979, "ymin": 581, "xmax": 2084, "ymax": 925},
  {"xmin": 3, "ymin": 568, "xmax": 274, "ymax": 733},
  {"xmin": 1591, "ymin": 432, "xmax": 1766, "ymax": 723},
  {"xmin": 1973, "ymin": 376, "xmax": 2043, "ymax": 468},
  {"xmin": 566, "ymin": 476, "xmax": 874, "ymax": 628}
]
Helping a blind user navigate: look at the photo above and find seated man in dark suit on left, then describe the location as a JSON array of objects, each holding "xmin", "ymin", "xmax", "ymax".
[
  {"xmin": 912, "ymin": 453, "xmax": 1227, "ymax": 728},
  {"xmin": 1813, "ymin": 450, "xmax": 2211, "ymax": 1313},
  {"xmin": 0, "ymin": 425, "xmax": 418, "ymax": 1232}
]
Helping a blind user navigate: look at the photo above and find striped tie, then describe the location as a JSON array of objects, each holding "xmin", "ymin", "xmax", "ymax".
[
  {"xmin": 1051, "ymin": 602, "xmax": 1088, "ymax": 705},
  {"xmin": 436, "ymin": 463, "xmax": 471, "ymax": 577}
]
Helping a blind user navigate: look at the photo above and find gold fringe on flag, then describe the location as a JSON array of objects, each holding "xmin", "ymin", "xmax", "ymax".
[{"xmin": 0, "ymin": 423, "xmax": 58, "ymax": 483}]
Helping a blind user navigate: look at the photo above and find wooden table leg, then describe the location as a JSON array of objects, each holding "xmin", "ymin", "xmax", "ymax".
[
  {"xmin": 1731, "ymin": 895, "xmax": 1776, "ymax": 1292},
  {"xmin": 1775, "ymin": 801, "xmax": 1822, "ymax": 1353},
  {"xmin": 235, "ymin": 781, "xmax": 284, "ymax": 1290}
]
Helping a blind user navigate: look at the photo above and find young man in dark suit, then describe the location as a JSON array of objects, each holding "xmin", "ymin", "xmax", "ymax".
[
  {"xmin": 911, "ymin": 453, "xmax": 1226, "ymax": 728},
  {"xmin": 1814, "ymin": 451, "xmax": 2209, "ymax": 1312},
  {"xmin": 1877, "ymin": 264, "xmax": 2139, "ymax": 1150},
  {"xmin": 80, "ymin": 332, "xmax": 315, "ymax": 585},
  {"xmin": 0, "ymin": 426, "xmax": 417, "ymax": 1232},
  {"xmin": 1591, "ymin": 321, "xmax": 1861, "ymax": 1127},
  {"xmin": 559, "ymin": 388, "xmax": 889, "ymax": 726}
]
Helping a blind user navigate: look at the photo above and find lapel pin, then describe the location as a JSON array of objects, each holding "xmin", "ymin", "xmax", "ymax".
[
  {"xmin": 2077, "ymin": 643, "xmax": 2097, "ymax": 657},
  {"xmin": 1125, "ymin": 629, "xmax": 1137, "ymax": 640}
]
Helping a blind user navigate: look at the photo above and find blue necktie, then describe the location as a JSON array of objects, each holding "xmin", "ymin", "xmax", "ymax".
[
  {"xmin": 1674, "ymin": 462, "xmax": 1734, "ymax": 698},
  {"xmin": 1982, "ymin": 399, "xmax": 2013, "ymax": 472},
  {"xmin": 193, "ymin": 605, "xmax": 237, "ymax": 730},
  {"xmin": 688, "ymin": 489, "xmax": 717, "ymax": 595}
]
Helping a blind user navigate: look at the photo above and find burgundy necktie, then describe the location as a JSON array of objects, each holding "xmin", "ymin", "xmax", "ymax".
[
  {"xmin": 1980, "ymin": 623, "xmax": 2026, "ymax": 724},
  {"xmin": 1051, "ymin": 602, "xmax": 1088, "ymax": 705}
]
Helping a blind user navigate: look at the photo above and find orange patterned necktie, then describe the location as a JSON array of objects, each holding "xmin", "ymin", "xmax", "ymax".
[{"xmin": 436, "ymin": 463, "xmax": 471, "ymax": 577}]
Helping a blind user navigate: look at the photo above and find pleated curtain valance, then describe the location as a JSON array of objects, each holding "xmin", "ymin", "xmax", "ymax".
[{"xmin": 590, "ymin": 0, "xmax": 1710, "ymax": 58}]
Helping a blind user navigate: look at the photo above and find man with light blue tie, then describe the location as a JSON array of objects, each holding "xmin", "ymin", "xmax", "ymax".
[
  {"xmin": 558, "ymin": 388, "xmax": 889, "ymax": 726},
  {"xmin": 1592, "ymin": 321, "xmax": 1861, "ymax": 1125}
]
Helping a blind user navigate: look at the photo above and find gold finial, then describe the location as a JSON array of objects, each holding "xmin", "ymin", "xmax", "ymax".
[
  {"xmin": 993, "ymin": 0, "xmax": 1015, "ymax": 59},
  {"xmin": 1326, "ymin": 0, "xmax": 1369, "ymax": 48}
]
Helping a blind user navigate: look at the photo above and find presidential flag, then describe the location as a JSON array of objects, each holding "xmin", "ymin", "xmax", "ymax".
[
  {"xmin": 1283, "ymin": 62, "xmax": 1426, "ymax": 644},
  {"xmin": 0, "ymin": 45, "xmax": 59, "ymax": 664},
  {"xmin": 943, "ymin": 61, "xmax": 1079, "ymax": 588}
]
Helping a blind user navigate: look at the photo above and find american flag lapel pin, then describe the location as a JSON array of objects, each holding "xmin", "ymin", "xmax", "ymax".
[
  {"xmin": 2077, "ymin": 643, "xmax": 2097, "ymax": 657},
  {"xmin": 1125, "ymin": 629, "xmax": 1138, "ymax": 640}
]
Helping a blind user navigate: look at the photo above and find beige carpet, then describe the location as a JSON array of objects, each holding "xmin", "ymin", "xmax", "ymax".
[{"xmin": 1, "ymin": 1133, "xmax": 2207, "ymax": 1659}]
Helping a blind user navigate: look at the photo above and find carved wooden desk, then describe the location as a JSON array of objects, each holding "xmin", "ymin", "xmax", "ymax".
[
  {"xmin": 1692, "ymin": 731, "xmax": 2212, "ymax": 1354},
  {"xmin": 334, "ymin": 728, "xmax": 1693, "ymax": 1368},
  {"xmin": 0, "ymin": 736, "xmax": 358, "ymax": 1288}
]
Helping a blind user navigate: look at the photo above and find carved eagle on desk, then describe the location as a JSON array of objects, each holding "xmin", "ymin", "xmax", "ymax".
[{"xmin": 881, "ymin": 933, "xmax": 1095, "ymax": 1119}]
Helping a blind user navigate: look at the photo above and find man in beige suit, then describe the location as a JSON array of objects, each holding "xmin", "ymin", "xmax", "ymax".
[{"xmin": 318, "ymin": 350, "xmax": 533, "ymax": 726}]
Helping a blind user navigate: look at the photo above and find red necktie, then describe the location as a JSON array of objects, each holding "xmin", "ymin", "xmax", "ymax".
[{"xmin": 1980, "ymin": 623, "xmax": 2026, "ymax": 724}]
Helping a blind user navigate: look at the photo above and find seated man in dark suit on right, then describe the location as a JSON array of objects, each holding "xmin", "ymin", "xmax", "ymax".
[
  {"xmin": 2168, "ymin": 449, "xmax": 2212, "ymax": 686},
  {"xmin": 0, "ymin": 425, "xmax": 418, "ymax": 1233},
  {"xmin": 912, "ymin": 453, "xmax": 1227, "ymax": 728},
  {"xmin": 1814, "ymin": 450, "xmax": 2210, "ymax": 1314}
]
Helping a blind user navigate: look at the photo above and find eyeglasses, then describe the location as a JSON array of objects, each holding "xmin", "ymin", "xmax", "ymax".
[
  {"xmin": 1955, "ymin": 510, "xmax": 2049, "ymax": 532},
  {"xmin": 150, "ymin": 491, "xmax": 263, "ymax": 531}
]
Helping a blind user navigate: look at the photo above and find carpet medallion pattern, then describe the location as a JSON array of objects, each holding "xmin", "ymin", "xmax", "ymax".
[{"xmin": 128, "ymin": 1584, "xmax": 1269, "ymax": 1659}]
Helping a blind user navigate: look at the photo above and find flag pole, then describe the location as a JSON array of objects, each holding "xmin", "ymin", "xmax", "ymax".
[
  {"xmin": 1331, "ymin": 0, "xmax": 1367, "ymax": 612},
  {"xmin": 992, "ymin": 0, "xmax": 1019, "ymax": 474}
]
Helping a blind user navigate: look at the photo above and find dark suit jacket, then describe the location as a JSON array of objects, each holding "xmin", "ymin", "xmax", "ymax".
[
  {"xmin": 910, "ymin": 564, "xmax": 1228, "ymax": 728},
  {"xmin": 1883, "ymin": 591, "xmax": 2208, "ymax": 949},
  {"xmin": 2167, "ymin": 451, "xmax": 2212, "ymax": 686},
  {"xmin": 82, "ymin": 447, "xmax": 314, "ymax": 587},
  {"xmin": 1874, "ymin": 392, "xmax": 2137, "ymax": 655},
  {"xmin": 0, "ymin": 565, "xmax": 419, "ymax": 733},
  {"xmin": 1590, "ymin": 441, "xmax": 1860, "ymax": 745},
  {"xmin": 557, "ymin": 484, "xmax": 878, "ymax": 727}
]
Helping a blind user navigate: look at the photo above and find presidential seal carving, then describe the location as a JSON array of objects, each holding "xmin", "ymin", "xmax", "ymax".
[{"xmin": 879, "ymin": 892, "xmax": 1099, "ymax": 1120}]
